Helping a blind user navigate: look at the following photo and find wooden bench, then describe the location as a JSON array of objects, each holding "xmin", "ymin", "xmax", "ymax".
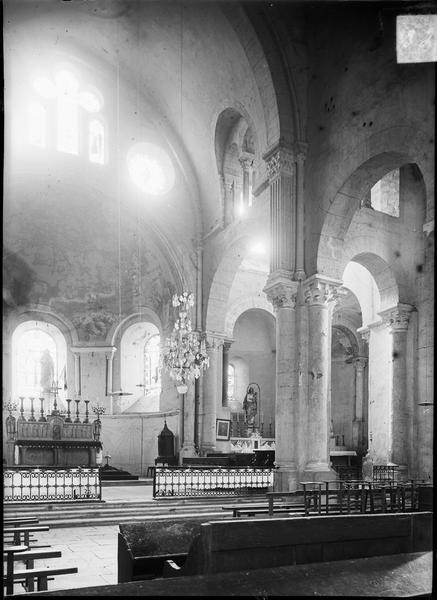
[
  {"xmin": 3, "ymin": 549, "xmax": 62, "ymax": 594},
  {"xmin": 4, "ymin": 566, "xmax": 78, "ymax": 593},
  {"xmin": 162, "ymin": 511, "xmax": 432, "ymax": 577},
  {"xmin": 4, "ymin": 526, "xmax": 50, "ymax": 547},
  {"xmin": 13, "ymin": 551, "xmax": 432, "ymax": 597},
  {"xmin": 222, "ymin": 503, "xmax": 304, "ymax": 517},
  {"xmin": 117, "ymin": 519, "xmax": 205, "ymax": 582},
  {"xmin": 4, "ymin": 518, "xmax": 40, "ymax": 526}
]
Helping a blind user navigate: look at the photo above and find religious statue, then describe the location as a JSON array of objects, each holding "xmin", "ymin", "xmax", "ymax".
[
  {"xmin": 40, "ymin": 349, "xmax": 55, "ymax": 393},
  {"xmin": 243, "ymin": 386, "xmax": 258, "ymax": 427}
]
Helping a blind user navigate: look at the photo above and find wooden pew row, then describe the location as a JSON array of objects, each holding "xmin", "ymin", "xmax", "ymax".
[
  {"xmin": 4, "ymin": 526, "xmax": 50, "ymax": 547},
  {"xmin": 11, "ymin": 552, "xmax": 432, "ymax": 597},
  {"xmin": 163, "ymin": 511, "xmax": 432, "ymax": 577},
  {"xmin": 5, "ymin": 566, "xmax": 78, "ymax": 594},
  {"xmin": 3, "ymin": 550, "xmax": 62, "ymax": 594}
]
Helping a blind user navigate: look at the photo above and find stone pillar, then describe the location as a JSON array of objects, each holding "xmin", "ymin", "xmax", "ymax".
[
  {"xmin": 303, "ymin": 274, "xmax": 341, "ymax": 482},
  {"xmin": 222, "ymin": 339, "xmax": 233, "ymax": 408},
  {"xmin": 352, "ymin": 356, "xmax": 367, "ymax": 452},
  {"xmin": 379, "ymin": 304, "xmax": 414, "ymax": 479},
  {"xmin": 179, "ymin": 386, "xmax": 196, "ymax": 461},
  {"xmin": 264, "ymin": 276, "xmax": 299, "ymax": 491},
  {"xmin": 263, "ymin": 144, "xmax": 296, "ymax": 275},
  {"xmin": 200, "ymin": 334, "xmax": 221, "ymax": 454},
  {"xmin": 239, "ymin": 154, "xmax": 254, "ymax": 209},
  {"xmin": 294, "ymin": 143, "xmax": 307, "ymax": 281}
]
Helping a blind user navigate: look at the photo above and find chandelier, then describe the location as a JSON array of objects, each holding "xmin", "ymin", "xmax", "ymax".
[{"xmin": 162, "ymin": 292, "xmax": 209, "ymax": 394}]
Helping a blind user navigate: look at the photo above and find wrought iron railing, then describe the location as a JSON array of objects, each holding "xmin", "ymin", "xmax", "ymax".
[
  {"xmin": 153, "ymin": 466, "xmax": 275, "ymax": 497},
  {"xmin": 3, "ymin": 466, "xmax": 102, "ymax": 503},
  {"xmin": 373, "ymin": 465, "xmax": 399, "ymax": 482}
]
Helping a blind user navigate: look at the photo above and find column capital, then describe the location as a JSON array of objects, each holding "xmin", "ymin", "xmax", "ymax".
[
  {"xmin": 293, "ymin": 141, "xmax": 308, "ymax": 164},
  {"xmin": 303, "ymin": 274, "xmax": 344, "ymax": 306},
  {"xmin": 239, "ymin": 153, "xmax": 254, "ymax": 171},
  {"xmin": 204, "ymin": 332, "xmax": 225, "ymax": 350},
  {"xmin": 263, "ymin": 144, "xmax": 295, "ymax": 179},
  {"xmin": 357, "ymin": 326, "xmax": 370, "ymax": 343},
  {"xmin": 354, "ymin": 356, "xmax": 368, "ymax": 371},
  {"xmin": 223, "ymin": 338, "xmax": 234, "ymax": 351},
  {"xmin": 263, "ymin": 273, "xmax": 299, "ymax": 310},
  {"xmin": 378, "ymin": 303, "xmax": 415, "ymax": 332}
]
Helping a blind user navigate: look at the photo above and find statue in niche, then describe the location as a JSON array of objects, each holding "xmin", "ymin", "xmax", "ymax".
[
  {"xmin": 243, "ymin": 386, "xmax": 258, "ymax": 427},
  {"xmin": 40, "ymin": 349, "xmax": 55, "ymax": 393}
]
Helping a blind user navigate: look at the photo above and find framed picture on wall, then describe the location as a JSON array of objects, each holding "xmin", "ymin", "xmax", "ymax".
[{"xmin": 216, "ymin": 419, "xmax": 231, "ymax": 441}]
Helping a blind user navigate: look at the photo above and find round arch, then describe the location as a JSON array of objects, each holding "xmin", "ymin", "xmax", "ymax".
[
  {"xmin": 225, "ymin": 297, "xmax": 274, "ymax": 339},
  {"xmin": 315, "ymin": 126, "xmax": 430, "ymax": 278}
]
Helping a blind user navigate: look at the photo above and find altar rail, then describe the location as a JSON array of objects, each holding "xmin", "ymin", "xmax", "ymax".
[
  {"xmin": 153, "ymin": 466, "xmax": 275, "ymax": 498},
  {"xmin": 3, "ymin": 466, "xmax": 102, "ymax": 503}
]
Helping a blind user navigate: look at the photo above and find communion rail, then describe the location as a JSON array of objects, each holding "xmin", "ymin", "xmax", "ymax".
[
  {"xmin": 3, "ymin": 466, "xmax": 102, "ymax": 503},
  {"xmin": 153, "ymin": 466, "xmax": 275, "ymax": 498}
]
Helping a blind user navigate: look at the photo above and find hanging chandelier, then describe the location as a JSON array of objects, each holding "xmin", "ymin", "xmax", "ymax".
[{"xmin": 162, "ymin": 292, "xmax": 209, "ymax": 394}]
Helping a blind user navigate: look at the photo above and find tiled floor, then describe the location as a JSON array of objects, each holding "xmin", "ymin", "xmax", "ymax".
[
  {"xmin": 9, "ymin": 484, "xmax": 153, "ymax": 594},
  {"xmin": 24, "ymin": 525, "xmax": 119, "ymax": 592}
]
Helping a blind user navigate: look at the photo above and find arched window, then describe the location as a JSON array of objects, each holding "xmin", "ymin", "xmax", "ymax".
[
  {"xmin": 370, "ymin": 169, "xmax": 400, "ymax": 217},
  {"xmin": 227, "ymin": 363, "xmax": 235, "ymax": 403},
  {"xmin": 120, "ymin": 322, "xmax": 161, "ymax": 411},
  {"xmin": 31, "ymin": 69, "xmax": 105, "ymax": 163},
  {"xmin": 144, "ymin": 334, "xmax": 161, "ymax": 392},
  {"xmin": 12, "ymin": 321, "xmax": 68, "ymax": 411}
]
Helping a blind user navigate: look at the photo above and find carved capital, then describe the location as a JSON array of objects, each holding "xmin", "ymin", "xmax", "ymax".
[
  {"xmin": 354, "ymin": 357, "xmax": 368, "ymax": 372},
  {"xmin": 304, "ymin": 274, "xmax": 343, "ymax": 306},
  {"xmin": 264, "ymin": 274, "xmax": 299, "ymax": 311},
  {"xmin": 239, "ymin": 153, "xmax": 254, "ymax": 171},
  {"xmin": 293, "ymin": 141, "xmax": 308, "ymax": 165},
  {"xmin": 263, "ymin": 146, "xmax": 295, "ymax": 179},
  {"xmin": 357, "ymin": 326, "xmax": 370, "ymax": 344},
  {"xmin": 379, "ymin": 304, "xmax": 414, "ymax": 333},
  {"xmin": 223, "ymin": 339, "xmax": 233, "ymax": 352}
]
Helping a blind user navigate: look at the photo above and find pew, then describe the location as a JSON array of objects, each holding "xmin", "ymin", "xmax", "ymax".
[
  {"xmin": 10, "ymin": 551, "xmax": 433, "ymax": 597},
  {"xmin": 4, "ymin": 526, "xmax": 50, "ymax": 547},
  {"xmin": 3, "ymin": 549, "xmax": 62, "ymax": 594},
  {"xmin": 4, "ymin": 566, "xmax": 78, "ymax": 593},
  {"xmin": 162, "ymin": 511, "xmax": 432, "ymax": 577},
  {"xmin": 117, "ymin": 519, "xmax": 205, "ymax": 582}
]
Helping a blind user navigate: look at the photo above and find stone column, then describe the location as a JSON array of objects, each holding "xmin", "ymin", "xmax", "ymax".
[
  {"xmin": 200, "ymin": 334, "xmax": 221, "ymax": 454},
  {"xmin": 352, "ymin": 357, "xmax": 367, "ymax": 452},
  {"xmin": 179, "ymin": 385, "xmax": 196, "ymax": 460},
  {"xmin": 222, "ymin": 339, "xmax": 233, "ymax": 408},
  {"xmin": 379, "ymin": 304, "xmax": 414, "ymax": 479},
  {"xmin": 303, "ymin": 274, "xmax": 341, "ymax": 482},
  {"xmin": 294, "ymin": 143, "xmax": 307, "ymax": 281},
  {"xmin": 239, "ymin": 154, "xmax": 254, "ymax": 209},
  {"xmin": 264, "ymin": 276, "xmax": 299, "ymax": 491}
]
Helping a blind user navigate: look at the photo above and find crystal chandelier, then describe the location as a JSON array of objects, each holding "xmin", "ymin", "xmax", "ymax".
[{"xmin": 162, "ymin": 292, "xmax": 209, "ymax": 394}]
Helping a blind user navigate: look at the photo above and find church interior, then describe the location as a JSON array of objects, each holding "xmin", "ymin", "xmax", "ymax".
[{"xmin": 2, "ymin": 0, "xmax": 434, "ymax": 596}]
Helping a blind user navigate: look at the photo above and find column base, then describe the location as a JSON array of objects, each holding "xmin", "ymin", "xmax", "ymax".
[
  {"xmin": 302, "ymin": 461, "xmax": 338, "ymax": 483},
  {"xmin": 199, "ymin": 442, "xmax": 216, "ymax": 456},
  {"xmin": 273, "ymin": 463, "xmax": 298, "ymax": 492},
  {"xmin": 178, "ymin": 443, "xmax": 197, "ymax": 464}
]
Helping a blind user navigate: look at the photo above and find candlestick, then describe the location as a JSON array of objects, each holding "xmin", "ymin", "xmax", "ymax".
[
  {"xmin": 84, "ymin": 400, "xmax": 90, "ymax": 424},
  {"xmin": 74, "ymin": 399, "xmax": 81, "ymax": 423},
  {"xmin": 65, "ymin": 399, "xmax": 72, "ymax": 423},
  {"xmin": 38, "ymin": 397, "xmax": 46, "ymax": 422},
  {"xmin": 28, "ymin": 397, "xmax": 36, "ymax": 422},
  {"xmin": 18, "ymin": 397, "xmax": 25, "ymax": 421}
]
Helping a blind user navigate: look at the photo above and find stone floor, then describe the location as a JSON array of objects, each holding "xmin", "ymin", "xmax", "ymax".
[{"xmin": 9, "ymin": 482, "xmax": 154, "ymax": 594}]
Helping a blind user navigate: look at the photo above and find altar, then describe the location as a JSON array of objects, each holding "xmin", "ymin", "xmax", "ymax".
[{"xmin": 4, "ymin": 398, "xmax": 102, "ymax": 468}]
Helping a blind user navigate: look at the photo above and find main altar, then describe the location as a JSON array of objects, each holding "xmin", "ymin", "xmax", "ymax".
[{"xmin": 4, "ymin": 397, "xmax": 103, "ymax": 468}]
